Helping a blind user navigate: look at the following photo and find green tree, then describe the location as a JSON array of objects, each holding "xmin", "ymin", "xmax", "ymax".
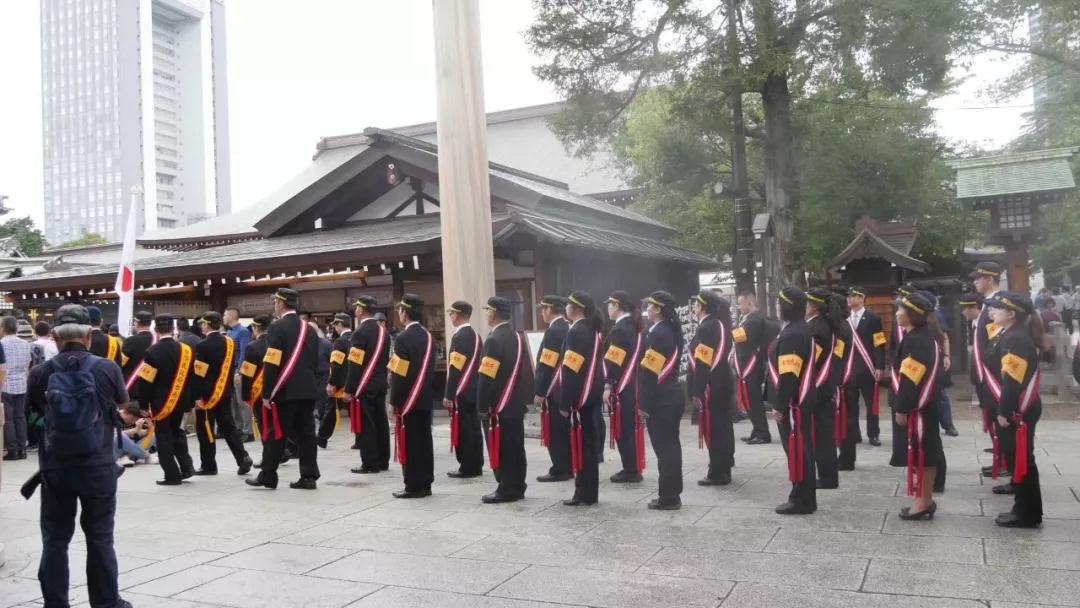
[
  {"xmin": 527, "ymin": 0, "xmax": 982, "ymax": 278},
  {"xmin": 0, "ymin": 216, "xmax": 47, "ymax": 256},
  {"xmin": 55, "ymin": 231, "xmax": 109, "ymax": 249}
]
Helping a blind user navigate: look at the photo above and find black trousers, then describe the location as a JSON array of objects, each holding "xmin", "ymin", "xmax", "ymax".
[
  {"xmin": 812, "ymin": 390, "xmax": 839, "ymax": 488},
  {"xmin": 613, "ymin": 390, "xmax": 640, "ymax": 474},
  {"xmin": 545, "ymin": 396, "xmax": 572, "ymax": 476},
  {"xmin": 487, "ymin": 411, "xmax": 527, "ymax": 498},
  {"xmin": 646, "ymin": 407, "xmax": 683, "ymax": 503},
  {"xmin": 777, "ymin": 406, "xmax": 816, "ymax": 510},
  {"xmin": 313, "ymin": 371, "xmax": 330, "ymax": 420},
  {"xmin": 317, "ymin": 397, "xmax": 344, "ymax": 444},
  {"xmin": 454, "ymin": 400, "xmax": 485, "ymax": 475},
  {"xmin": 705, "ymin": 390, "xmax": 735, "ymax": 480},
  {"xmin": 844, "ymin": 372, "xmax": 880, "ymax": 440},
  {"xmin": 360, "ymin": 390, "xmax": 391, "ymax": 470},
  {"xmin": 257, "ymin": 399, "xmax": 320, "ymax": 485},
  {"xmin": 1011, "ymin": 413, "xmax": 1043, "ymax": 523},
  {"xmin": 593, "ymin": 402, "xmax": 606, "ymax": 464},
  {"xmin": 838, "ymin": 385, "xmax": 859, "ymax": 469},
  {"xmin": 401, "ymin": 408, "xmax": 434, "ymax": 492},
  {"xmin": 39, "ymin": 465, "xmax": 120, "ymax": 608},
  {"xmin": 156, "ymin": 410, "xmax": 193, "ymax": 483},
  {"xmin": 195, "ymin": 395, "xmax": 250, "ymax": 472},
  {"xmin": 573, "ymin": 401, "xmax": 601, "ymax": 502},
  {"xmin": 743, "ymin": 369, "xmax": 771, "ymax": 440},
  {"xmin": 1063, "ymin": 309, "xmax": 1074, "ymax": 334}
]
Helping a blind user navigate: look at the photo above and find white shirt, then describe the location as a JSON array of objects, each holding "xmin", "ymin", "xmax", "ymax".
[
  {"xmin": 849, "ymin": 306, "xmax": 865, "ymax": 328},
  {"xmin": 615, "ymin": 313, "xmax": 630, "ymax": 323},
  {"xmin": 34, "ymin": 336, "xmax": 58, "ymax": 361},
  {"xmin": 491, "ymin": 321, "xmax": 510, "ymax": 333},
  {"xmin": 452, "ymin": 323, "xmax": 472, "ymax": 337}
]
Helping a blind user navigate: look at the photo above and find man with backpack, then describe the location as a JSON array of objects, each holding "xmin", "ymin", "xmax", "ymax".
[{"xmin": 25, "ymin": 304, "xmax": 132, "ymax": 608}]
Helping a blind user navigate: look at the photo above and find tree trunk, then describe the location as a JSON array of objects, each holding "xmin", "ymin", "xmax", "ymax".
[{"xmin": 761, "ymin": 72, "xmax": 798, "ymax": 283}]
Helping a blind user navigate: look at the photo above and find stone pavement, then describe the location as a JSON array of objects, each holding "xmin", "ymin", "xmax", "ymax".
[{"xmin": 1, "ymin": 413, "xmax": 1079, "ymax": 608}]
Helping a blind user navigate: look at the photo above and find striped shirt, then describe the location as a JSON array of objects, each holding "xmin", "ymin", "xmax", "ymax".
[{"xmin": 1, "ymin": 336, "xmax": 34, "ymax": 394}]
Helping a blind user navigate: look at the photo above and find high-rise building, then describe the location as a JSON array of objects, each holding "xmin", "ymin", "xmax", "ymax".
[{"xmin": 40, "ymin": 0, "xmax": 231, "ymax": 245}]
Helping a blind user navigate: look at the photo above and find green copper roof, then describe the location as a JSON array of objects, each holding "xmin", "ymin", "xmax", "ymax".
[{"xmin": 948, "ymin": 147, "xmax": 1078, "ymax": 201}]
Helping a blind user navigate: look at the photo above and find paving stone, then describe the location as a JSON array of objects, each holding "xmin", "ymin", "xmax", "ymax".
[
  {"xmin": 75, "ymin": 591, "xmax": 223, "ymax": 608},
  {"xmin": 124, "ymin": 564, "xmax": 236, "ymax": 597},
  {"xmin": 640, "ymin": 546, "xmax": 868, "ymax": 589},
  {"xmin": 175, "ymin": 570, "xmax": 381, "ymax": 608},
  {"xmin": 884, "ymin": 513, "xmax": 1080, "ymax": 542},
  {"xmin": 210, "ymin": 542, "xmax": 352, "ymax": 574},
  {"xmin": 344, "ymin": 586, "xmax": 584, "ymax": 607},
  {"xmin": 490, "ymin": 564, "xmax": 733, "ymax": 608},
  {"xmin": 722, "ymin": 582, "xmax": 987, "ymax": 608},
  {"xmin": 120, "ymin": 550, "xmax": 228, "ymax": 589},
  {"xmin": 421, "ymin": 510, "xmax": 599, "ymax": 540},
  {"xmin": 695, "ymin": 505, "xmax": 888, "ymax": 533},
  {"xmin": 453, "ymin": 536, "xmax": 659, "ymax": 571},
  {"xmin": 337, "ymin": 504, "xmax": 458, "ymax": 528},
  {"xmin": 307, "ymin": 550, "xmax": 526, "ymax": 594},
  {"xmin": 766, "ymin": 528, "xmax": 985, "ymax": 564},
  {"xmin": 580, "ymin": 519, "xmax": 778, "ymax": 552},
  {"xmin": 0, "ymin": 576, "xmax": 44, "ymax": 608},
  {"xmin": 985, "ymin": 537, "xmax": 1080, "ymax": 570},
  {"xmin": 318, "ymin": 526, "xmax": 484, "ymax": 557},
  {"xmin": 863, "ymin": 558, "xmax": 1080, "ymax": 605}
]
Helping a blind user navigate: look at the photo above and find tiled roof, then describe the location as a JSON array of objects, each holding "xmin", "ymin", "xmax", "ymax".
[{"xmin": 949, "ymin": 147, "xmax": 1079, "ymax": 201}]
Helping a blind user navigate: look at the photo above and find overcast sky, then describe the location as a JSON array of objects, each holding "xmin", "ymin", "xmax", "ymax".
[{"xmin": 0, "ymin": 0, "xmax": 1032, "ymax": 228}]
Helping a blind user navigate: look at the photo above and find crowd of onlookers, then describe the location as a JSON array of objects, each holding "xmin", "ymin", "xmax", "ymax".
[{"xmin": 1035, "ymin": 286, "xmax": 1079, "ymax": 335}]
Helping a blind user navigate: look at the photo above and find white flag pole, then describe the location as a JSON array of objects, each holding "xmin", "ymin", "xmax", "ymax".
[{"xmin": 114, "ymin": 186, "xmax": 141, "ymax": 337}]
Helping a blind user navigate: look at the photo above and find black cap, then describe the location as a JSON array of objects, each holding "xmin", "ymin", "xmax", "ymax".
[
  {"xmin": 485, "ymin": 296, "xmax": 512, "ymax": 317},
  {"xmin": 957, "ymin": 292, "xmax": 983, "ymax": 307},
  {"xmin": 898, "ymin": 293, "xmax": 933, "ymax": 317},
  {"xmin": 374, "ymin": 312, "xmax": 387, "ymax": 322},
  {"xmin": 806, "ymin": 287, "xmax": 832, "ymax": 306},
  {"xmin": 566, "ymin": 291, "xmax": 595, "ymax": 311},
  {"xmin": 332, "ymin": 312, "xmax": 352, "ymax": 325},
  {"xmin": 778, "ymin": 286, "xmax": 807, "ymax": 307},
  {"xmin": 896, "ymin": 283, "xmax": 918, "ymax": 298},
  {"xmin": 199, "ymin": 311, "xmax": 223, "ymax": 328},
  {"xmin": 86, "ymin": 305, "xmax": 103, "ymax": 324},
  {"xmin": 645, "ymin": 290, "xmax": 676, "ymax": 310},
  {"xmin": 985, "ymin": 291, "xmax": 1034, "ymax": 315},
  {"xmin": 915, "ymin": 290, "xmax": 938, "ymax": 309},
  {"xmin": 252, "ymin": 314, "xmax": 274, "ymax": 328},
  {"xmin": 448, "ymin": 300, "xmax": 473, "ymax": 316},
  {"xmin": 154, "ymin": 314, "xmax": 174, "ymax": 331},
  {"xmin": 134, "ymin": 310, "xmax": 154, "ymax": 325},
  {"xmin": 397, "ymin": 293, "xmax": 424, "ymax": 310},
  {"xmin": 847, "ymin": 286, "xmax": 867, "ymax": 298},
  {"xmin": 968, "ymin": 261, "xmax": 1003, "ymax": 280},
  {"xmin": 55, "ymin": 304, "xmax": 90, "ymax": 326},
  {"xmin": 693, "ymin": 290, "xmax": 724, "ymax": 314},
  {"xmin": 606, "ymin": 290, "xmax": 633, "ymax": 309},
  {"xmin": 352, "ymin": 295, "xmax": 378, "ymax": 310},
  {"xmin": 274, "ymin": 287, "xmax": 299, "ymax": 308},
  {"xmin": 538, "ymin": 295, "xmax": 566, "ymax": 311}
]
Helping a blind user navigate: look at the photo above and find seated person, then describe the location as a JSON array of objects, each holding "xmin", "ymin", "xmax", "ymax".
[{"xmin": 115, "ymin": 403, "xmax": 153, "ymax": 464}]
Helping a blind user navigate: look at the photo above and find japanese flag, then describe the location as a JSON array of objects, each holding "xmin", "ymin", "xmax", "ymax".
[{"xmin": 114, "ymin": 189, "xmax": 139, "ymax": 337}]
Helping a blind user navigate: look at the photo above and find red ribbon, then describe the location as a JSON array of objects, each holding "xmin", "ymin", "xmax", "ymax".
[
  {"xmin": 834, "ymin": 387, "xmax": 847, "ymax": 447},
  {"xmin": 906, "ymin": 412, "xmax": 925, "ymax": 497},
  {"xmin": 349, "ymin": 396, "xmax": 363, "ymax": 434},
  {"xmin": 539, "ymin": 403, "xmax": 551, "ymax": 447},
  {"xmin": 609, "ymin": 400, "xmax": 621, "ymax": 449},
  {"xmin": 982, "ymin": 407, "xmax": 992, "ymax": 435},
  {"xmin": 1013, "ymin": 418, "xmax": 1029, "ymax": 483},
  {"xmin": 870, "ymin": 382, "xmax": 880, "ymax": 416},
  {"xmin": 449, "ymin": 405, "xmax": 459, "ymax": 453},
  {"xmin": 635, "ymin": 407, "xmax": 646, "ymax": 473},
  {"xmin": 698, "ymin": 387, "xmax": 711, "ymax": 450},
  {"xmin": 262, "ymin": 400, "xmax": 284, "ymax": 440},
  {"xmin": 569, "ymin": 410, "xmax": 583, "ymax": 475},
  {"xmin": 788, "ymin": 406, "xmax": 804, "ymax": 482},
  {"xmin": 487, "ymin": 413, "xmax": 501, "ymax": 470},
  {"xmin": 393, "ymin": 414, "xmax": 406, "ymax": 465}
]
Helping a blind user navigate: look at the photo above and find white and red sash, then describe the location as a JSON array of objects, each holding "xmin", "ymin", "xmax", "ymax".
[
  {"xmin": 393, "ymin": 328, "xmax": 434, "ymax": 465},
  {"xmin": 1011, "ymin": 366, "xmax": 1041, "ymax": 483},
  {"xmin": 448, "ymin": 330, "xmax": 481, "ymax": 453},
  {"xmin": 905, "ymin": 343, "xmax": 940, "ymax": 497},
  {"xmin": 848, "ymin": 318, "xmax": 877, "ymax": 374},
  {"xmin": 350, "ymin": 321, "xmax": 388, "ymax": 434},
  {"xmin": 814, "ymin": 336, "xmax": 836, "ymax": 388},
  {"xmin": 767, "ymin": 338, "xmax": 814, "ymax": 482},
  {"xmin": 973, "ymin": 310, "xmax": 1004, "ymax": 403},
  {"xmin": 657, "ymin": 344, "xmax": 681, "ymax": 384},
  {"xmin": 125, "ymin": 331, "xmax": 160, "ymax": 391},
  {"xmin": 263, "ymin": 318, "xmax": 310, "ymax": 440},
  {"xmin": 608, "ymin": 331, "xmax": 642, "ymax": 457},
  {"xmin": 488, "ymin": 331, "xmax": 525, "ymax": 470},
  {"xmin": 698, "ymin": 322, "xmax": 730, "ymax": 450}
]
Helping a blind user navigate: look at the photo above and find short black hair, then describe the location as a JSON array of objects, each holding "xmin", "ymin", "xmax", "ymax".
[
  {"xmin": 35, "ymin": 321, "xmax": 51, "ymax": 337},
  {"xmin": 225, "ymin": 306, "xmax": 241, "ymax": 316},
  {"xmin": 121, "ymin": 402, "xmax": 142, "ymax": 417}
]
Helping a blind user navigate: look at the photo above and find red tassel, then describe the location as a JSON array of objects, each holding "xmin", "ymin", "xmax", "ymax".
[
  {"xmin": 575, "ymin": 424, "xmax": 584, "ymax": 472},
  {"xmin": 788, "ymin": 407, "xmax": 802, "ymax": 482},
  {"xmin": 271, "ymin": 402, "xmax": 283, "ymax": 440},
  {"xmin": 699, "ymin": 390, "xmax": 711, "ymax": 450},
  {"xmin": 1013, "ymin": 419, "xmax": 1029, "ymax": 483},
  {"xmin": 609, "ymin": 400, "xmax": 620, "ymax": 449},
  {"xmin": 871, "ymin": 384, "xmax": 880, "ymax": 416},
  {"xmin": 634, "ymin": 408, "xmax": 645, "ymax": 474},
  {"xmin": 982, "ymin": 407, "xmax": 992, "ymax": 435},
  {"xmin": 261, "ymin": 404, "xmax": 270, "ymax": 440},
  {"xmin": 539, "ymin": 404, "xmax": 550, "ymax": 447},
  {"xmin": 394, "ymin": 416, "xmax": 406, "ymax": 465},
  {"xmin": 349, "ymin": 397, "xmax": 363, "ymax": 434},
  {"xmin": 917, "ymin": 438, "xmax": 925, "ymax": 496},
  {"xmin": 906, "ymin": 422, "xmax": 916, "ymax": 496},
  {"xmin": 489, "ymin": 417, "xmax": 501, "ymax": 470},
  {"xmin": 449, "ymin": 406, "xmax": 459, "ymax": 453}
]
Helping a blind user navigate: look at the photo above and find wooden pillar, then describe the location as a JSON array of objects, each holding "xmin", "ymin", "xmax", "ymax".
[
  {"xmin": 1005, "ymin": 242, "xmax": 1030, "ymax": 294},
  {"xmin": 432, "ymin": 0, "xmax": 496, "ymax": 336}
]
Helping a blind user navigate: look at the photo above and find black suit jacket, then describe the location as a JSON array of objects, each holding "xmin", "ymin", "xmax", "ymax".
[
  {"xmin": 239, "ymin": 334, "xmax": 269, "ymax": 405},
  {"xmin": 445, "ymin": 324, "xmax": 481, "ymax": 405},
  {"xmin": 807, "ymin": 315, "xmax": 836, "ymax": 393},
  {"xmin": 344, "ymin": 318, "xmax": 390, "ymax": 396},
  {"xmin": 560, "ymin": 319, "xmax": 603, "ymax": 412},
  {"xmin": 328, "ymin": 330, "xmax": 352, "ymax": 389},
  {"xmin": 849, "ymin": 309, "xmax": 886, "ymax": 377},
  {"xmin": 690, "ymin": 315, "xmax": 734, "ymax": 403},
  {"xmin": 89, "ymin": 329, "xmax": 124, "ymax": 368},
  {"xmin": 132, "ymin": 337, "xmax": 195, "ymax": 416},
  {"xmin": 194, "ymin": 332, "xmax": 235, "ymax": 405},
  {"xmin": 477, "ymin": 322, "xmax": 534, "ymax": 417},
  {"xmin": 603, "ymin": 316, "xmax": 640, "ymax": 398},
  {"xmin": 261, "ymin": 312, "xmax": 318, "ymax": 402},
  {"xmin": 638, "ymin": 321, "xmax": 682, "ymax": 415},
  {"xmin": 534, "ymin": 317, "xmax": 569, "ymax": 399},
  {"xmin": 770, "ymin": 319, "xmax": 813, "ymax": 414},
  {"xmin": 734, "ymin": 311, "xmax": 768, "ymax": 371},
  {"xmin": 121, "ymin": 330, "xmax": 155, "ymax": 380},
  {"xmin": 389, "ymin": 323, "xmax": 436, "ymax": 412}
]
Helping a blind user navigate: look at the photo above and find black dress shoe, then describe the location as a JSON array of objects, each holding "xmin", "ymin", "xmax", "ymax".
[
  {"xmin": 317, "ymin": 438, "xmax": 328, "ymax": 449},
  {"xmin": 746, "ymin": 436, "xmax": 772, "ymax": 445},
  {"xmin": 609, "ymin": 470, "xmax": 643, "ymax": 483},
  {"xmin": 237, "ymin": 457, "xmax": 253, "ymax": 476},
  {"xmin": 3, "ymin": 452, "xmax": 18, "ymax": 461},
  {"xmin": 156, "ymin": 479, "xmax": 183, "ymax": 486},
  {"xmin": 698, "ymin": 475, "xmax": 731, "ymax": 486},
  {"xmin": 536, "ymin": 473, "xmax": 571, "ymax": 482},
  {"xmin": 290, "ymin": 478, "xmax": 317, "ymax": 490},
  {"xmin": 740, "ymin": 436, "xmax": 753, "ymax": 443},
  {"xmin": 447, "ymin": 471, "xmax": 482, "ymax": 479},
  {"xmin": 563, "ymin": 497, "xmax": 597, "ymax": 506},
  {"xmin": 933, "ymin": 485, "xmax": 946, "ymax": 493},
  {"xmin": 393, "ymin": 488, "xmax": 432, "ymax": 499},
  {"xmin": 995, "ymin": 512, "xmax": 1041, "ymax": 528},
  {"xmin": 775, "ymin": 501, "xmax": 815, "ymax": 515},
  {"xmin": 245, "ymin": 477, "xmax": 277, "ymax": 490},
  {"xmin": 242, "ymin": 433, "xmax": 255, "ymax": 443},
  {"xmin": 854, "ymin": 436, "xmax": 863, "ymax": 444},
  {"xmin": 350, "ymin": 442, "xmax": 362, "ymax": 450},
  {"xmin": 193, "ymin": 469, "xmax": 217, "ymax": 476},
  {"xmin": 351, "ymin": 466, "xmax": 379, "ymax": 474},
  {"xmin": 838, "ymin": 464, "xmax": 855, "ymax": 471},
  {"xmin": 816, "ymin": 480, "xmax": 839, "ymax": 490},
  {"xmin": 945, "ymin": 427, "xmax": 959, "ymax": 437},
  {"xmin": 982, "ymin": 468, "xmax": 1011, "ymax": 478},
  {"xmin": 868, "ymin": 437, "xmax": 881, "ymax": 447},
  {"xmin": 983, "ymin": 447, "xmax": 995, "ymax": 453},
  {"xmin": 482, "ymin": 492, "xmax": 522, "ymax": 504},
  {"xmin": 647, "ymin": 498, "xmax": 681, "ymax": 510},
  {"xmin": 993, "ymin": 482, "xmax": 1018, "ymax": 495},
  {"xmin": 253, "ymin": 461, "xmax": 262, "ymax": 469},
  {"xmin": 181, "ymin": 468, "xmax": 195, "ymax": 480}
]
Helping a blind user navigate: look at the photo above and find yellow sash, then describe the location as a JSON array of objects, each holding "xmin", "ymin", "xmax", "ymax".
[
  {"xmin": 202, "ymin": 337, "xmax": 235, "ymax": 410},
  {"xmin": 250, "ymin": 368, "xmax": 265, "ymax": 406},
  {"xmin": 152, "ymin": 343, "xmax": 192, "ymax": 422},
  {"xmin": 106, "ymin": 336, "xmax": 120, "ymax": 363}
]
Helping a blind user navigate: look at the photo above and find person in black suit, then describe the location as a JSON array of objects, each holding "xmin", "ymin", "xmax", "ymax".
[
  {"xmin": 771, "ymin": 287, "xmax": 817, "ymax": 515},
  {"xmin": 533, "ymin": 295, "xmax": 571, "ymax": 482},
  {"xmin": 560, "ymin": 291, "xmax": 605, "ymax": 506},
  {"xmin": 121, "ymin": 311, "xmax": 156, "ymax": 389},
  {"xmin": 479, "ymin": 296, "xmax": 535, "ymax": 504},
  {"xmin": 86, "ymin": 306, "xmax": 123, "ymax": 368},
  {"xmin": 969, "ymin": 262, "xmax": 1008, "ymax": 479},
  {"xmin": 131, "ymin": 314, "xmax": 195, "ymax": 485},
  {"xmin": 319, "ymin": 313, "xmax": 354, "ymax": 448},
  {"xmin": 444, "ymin": 300, "xmax": 484, "ymax": 478},
  {"xmin": 734, "ymin": 292, "xmax": 772, "ymax": 444},
  {"xmin": 342, "ymin": 295, "xmax": 392, "ymax": 473},
  {"xmin": 639, "ymin": 291, "xmax": 685, "ymax": 510},
  {"xmin": 239, "ymin": 315, "xmax": 272, "ymax": 446},
  {"xmin": 805, "ymin": 287, "xmax": 841, "ymax": 490},
  {"xmin": 246, "ymin": 288, "xmax": 320, "ymax": 490},
  {"xmin": 192, "ymin": 311, "xmax": 252, "ymax": 476},
  {"xmin": 690, "ymin": 290, "xmax": 736, "ymax": 486},
  {"xmin": 842, "ymin": 287, "xmax": 885, "ymax": 454},
  {"xmin": 603, "ymin": 291, "xmax": 643, "ymax": 483},
  {"xmin": 388, "ymin": 294, "xmax": 437, "ymax": 499}
]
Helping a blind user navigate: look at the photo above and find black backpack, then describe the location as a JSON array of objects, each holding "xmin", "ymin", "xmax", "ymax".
[{"xmin": 43, "ymin": 355, "xmax": 118, "ymax": 459}]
